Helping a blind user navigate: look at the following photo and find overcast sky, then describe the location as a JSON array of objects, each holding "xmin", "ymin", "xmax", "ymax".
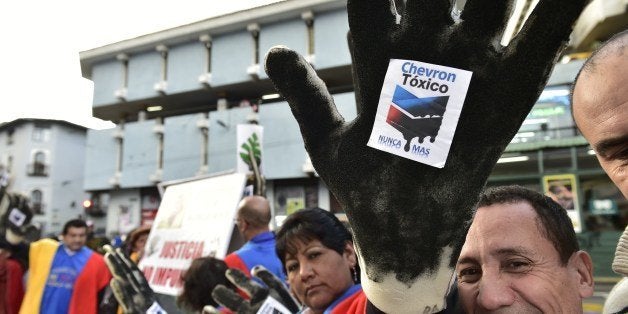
[{"xmin": 0, "ymin": 0, "xmax": 284, "ymax": 129}]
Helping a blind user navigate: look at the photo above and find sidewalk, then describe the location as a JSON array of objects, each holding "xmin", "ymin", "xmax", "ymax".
[{"xmin": 584, "ymin": 280, "xmax": 621, "ymax": 314}]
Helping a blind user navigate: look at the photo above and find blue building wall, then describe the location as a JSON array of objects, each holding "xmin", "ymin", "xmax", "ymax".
[
  {"xmin": 92, "ymin": 60, "xmax": 123, "ymax": 106},
  {"xmin": 313, "ymin": 9, "xmax": 351, "ymax": 69},
  {"xmin": 162, "ymin": 114, "xmax": 206, "ymax": 181},
  {"xmin": 83, "ymin": 92, "xmax": 357, "ymax": 190},
  {"xmin": 83, "ymin": 6, "xmax": 357, "ymax": 190},
  {"xmin": 212, "ymin": 31, "xmax": 254, "ymax": 86},
  {"xmin": 120, "ymin": 120, "xmax": 159, "ymax": 187},
  {"xmin": 84, "ymin": 129, "xmax": 118, "ymax": 190},
  {"xmin": 207, "ymin": 107, "xmax": 252, "ymax": 173},
  {"xmin": 258, "ymin": 18, "xmax": 308, "ymax": 80},
  {"xmin": 50, "ymin": 125, "xmax": 88, "ymax": 229},
  {"xmin": 167, "ymin": 42, "xmax": 206, "ymax": 94},
  {"xmin": 258, "ymin": 94, "xmax": 359, "ymax": 179},
  {"xmin": 86, "ymin": 7, "xmax": 352, "ymax": 103},
  {"xmin": 127, "ymin": 51, "xmax": 162, "ymax": 100}
]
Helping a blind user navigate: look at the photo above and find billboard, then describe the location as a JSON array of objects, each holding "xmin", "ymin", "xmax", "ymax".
[{"xmin": 543, "ymin": 173, "xmax": 582, "ymax": 233}]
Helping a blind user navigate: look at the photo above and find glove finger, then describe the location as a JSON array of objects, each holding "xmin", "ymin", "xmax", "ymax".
[
  {"xmin": 347, "ymin": 0, "xmax": 396, "ymax": 47},
  {"xmin": 460, "ymin": 0, "xmax": 516, "ymax": 40},
  {"xmin": 252, "ymin": 266, "xmax": 300, "ymax": 313},
  {"xmin": 212, "ymin": 284, "xmax": 248, "ymax": 312},
  {"xmin": 226, "ymin": 268, "xmax": 268, "ymax": 303},
  {"xmin": 265, "ymin": 46, "xmax": 344, "ymax": 152},
  {"xmin": 505, "ymin": 0, "xmax": 588, "ymax": 89},
  {"xmin": 403, "ymin": 0, "xmax": 453, "ymax": 34},
  {"xmin": 345, "ymin": 0, "xmax": 398, "ymax": 120},
  {"xmin": 110, "ymin": 279, "xmax": 135, "ymax": 314},
  {"xmin": 104, "ymin": 245, "xmax": 130, "ymax": 282},
  {"xmin": 202, "ymin": 305, "xmax": 221, "ymax": 314},
  {"xmin": 114, "ymin": 247, "xmax": 151, "ymax": 293},
  {"xmin": 110, "ymin": 247, "xmax": 142, "ymax": 292}
]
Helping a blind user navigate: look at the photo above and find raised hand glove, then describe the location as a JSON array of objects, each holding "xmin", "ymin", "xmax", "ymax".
[
  {"xmin": 264, "ymin": 0, "xmax": 588, "ymax": 312},
  {"xmin": 211, "ymin": 266, "xmax": 299, "ymax": 314},
  {"xmin": 0, "ymin": 191, "xmax": 34, "ymax": 245},
  {"xmin": 103, "ymin": 245, "xmax": 164, "ymax": 314}
]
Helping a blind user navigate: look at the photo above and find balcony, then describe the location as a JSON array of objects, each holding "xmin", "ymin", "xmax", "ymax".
[
  {"xmin": 27, "ymin": 163, "xmax": 48, "ymax": 177},
  {"xmin": 31, "ymin": 202, "xmax": 45, "ymax": 215},
  {"xmin": 84, "ymin": 205, "xmax": 107, "ymax": 217}
]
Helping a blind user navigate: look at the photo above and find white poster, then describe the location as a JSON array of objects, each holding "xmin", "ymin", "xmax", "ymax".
[
  {"xmin": 367, "ymin": 59, "xmax": 472, "ymax": 168},
  {"xmin": 138, "ymin": 172, "xmax": 246, "ymax": 295},
  {"xmin": 237, "ymin": 124, "xmax": 264, "ymax": 174}
]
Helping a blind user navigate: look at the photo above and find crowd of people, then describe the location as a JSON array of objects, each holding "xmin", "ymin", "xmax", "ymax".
[{"xmin": 0, "ymin": 1, "xmax": 626, "ymax": 313}]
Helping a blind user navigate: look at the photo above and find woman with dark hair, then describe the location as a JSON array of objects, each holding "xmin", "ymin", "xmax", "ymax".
[
  {"xmin": 276, "ymin": 207, "xmax": 364, "ymax": 314},
  {"xmin": 177, "ymin": 256, "xmax": 235, "ymax": 313},
  {"xmin": 127, "ymin": 226, "xmax": 150, "ymax": 263}
]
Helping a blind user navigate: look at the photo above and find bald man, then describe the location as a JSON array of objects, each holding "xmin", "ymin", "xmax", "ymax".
[
  {"xmin": 225, "ymin": 196, "xmax": 285, "ymax": 283},
  {"xmin": 572, "ymin": 30, "xmax": 628, "ymax": 198},
  {"xmin": 572, "ymin": 30, "xmax": 628, "ymax": 313}
]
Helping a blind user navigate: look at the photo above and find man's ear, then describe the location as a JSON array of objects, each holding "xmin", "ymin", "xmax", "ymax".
[
  {"xmin": 570, "ymin": 250, "xmax": 594, "ymax": 298},
  {"xmin": 344, "ymin": 241, "xmax": 357, "ymax": 267}
]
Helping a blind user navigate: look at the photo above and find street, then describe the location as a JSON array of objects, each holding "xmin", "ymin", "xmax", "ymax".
[{"xmin": 584, "ymin": 281, "xmax": 619, "ymax": 313}]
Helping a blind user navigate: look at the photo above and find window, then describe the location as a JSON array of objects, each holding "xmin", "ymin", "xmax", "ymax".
[
  {"xmin": 581, "ymin": 177, "xmax": 627, "ymax": 232},
  {"xmin": 32, "ymin": 123, "xmax": 51, "ymax": 142},
  {"xmin": 513, "ymin": 85, "xmax": 577, "ymax": 143},
  {"xmin": 31, "ymin": 190, "xmax": 44, "ymax": 215},
  {"xmin": 28, "ymin": 151, "xmax": 48, "ymax": 176},
  {"xmin": 84, "ymin": 192, "xmax": 110, "ymax": 217},
  {"xmin": 273, "ymin": 179, "xmax": 319, "ymax": 226},
  {"xmin": 7, "ymin": 156, "xmax": 13, "ymax": 174},
  {"xmin": 6, "ymin": 129, "xmax": 14, "ymax": 145}
]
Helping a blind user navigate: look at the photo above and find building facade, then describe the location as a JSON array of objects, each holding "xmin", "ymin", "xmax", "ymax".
[
  {"xmin": 0, "ymin": 119, "xmax": 90, "ymax": 235},
  {"xmin": 80, "ymin": 0, "xmax": 627, "ymax": 276}
]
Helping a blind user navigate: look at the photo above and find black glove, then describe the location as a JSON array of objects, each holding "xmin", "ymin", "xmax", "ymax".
[
  {"xmin": 0, "ymin": 191, "xmax": 34, "ymax": 245},
  {"xmin": 103, "ymin": 245, "xmax": 164, "ymax": 314},
  {"xmin": 211, "ymin": 266, "xmax": 299, "ymax": 314},
  {"xmin": 264, "ymin": 0, "xmax": 588, "ymax": 312}
]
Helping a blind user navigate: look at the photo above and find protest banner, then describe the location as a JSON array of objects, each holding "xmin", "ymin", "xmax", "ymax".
[{"xmin": 139, "ymin": 172, "xmax": 246, "ymax": 295}]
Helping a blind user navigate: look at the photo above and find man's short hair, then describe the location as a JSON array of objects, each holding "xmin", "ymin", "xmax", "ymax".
[
  {"xmin": 477, "ymin": 185, "xmax": 579, "ymax": 265},
  {"xmin": 238, "ymin": 196, "xmax": 271, "ymax": 227},
  {"xmin": 62, "ymin": 219, "xmax": 88, "ymax": 235}
]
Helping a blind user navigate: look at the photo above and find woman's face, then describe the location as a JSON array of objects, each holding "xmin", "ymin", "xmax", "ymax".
[
  {"xmin": 134, "ymin": 233, "xmax": 149, "ymax": 252},
  {"xmin": 285, "ymin": 239, "xmax": 356, "ymax": 313}
]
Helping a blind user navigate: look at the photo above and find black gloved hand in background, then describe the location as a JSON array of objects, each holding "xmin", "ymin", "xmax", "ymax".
[
  {"xmin": 103, "ymin": 245, "xmax": 163, "ymax": 314},
  {"xmin": 211, "ymin": 266, "xmax": 299, "ymax": 314}
]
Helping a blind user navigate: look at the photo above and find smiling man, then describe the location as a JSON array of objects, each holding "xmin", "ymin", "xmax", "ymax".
[
  {"xmin": 20, "ymin": 219, "xmax": 111, "ymax": 314},
  {"xmin": 572, "ymin": 30, "xmax": 628, "ymax": 198},
  {"xmin": 456, "ymin": 186, "xmax": 594, "ymax": 313}
]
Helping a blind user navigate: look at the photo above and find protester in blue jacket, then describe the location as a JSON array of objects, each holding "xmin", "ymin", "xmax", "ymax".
[{"xmin": 225, "ymin": 196, "xmax": 285, "ymax": 284}]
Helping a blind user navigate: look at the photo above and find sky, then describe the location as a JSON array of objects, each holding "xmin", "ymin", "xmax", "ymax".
[{"xmin": 0, "ymin": 0, "xmax": 284, "ymax": 129}]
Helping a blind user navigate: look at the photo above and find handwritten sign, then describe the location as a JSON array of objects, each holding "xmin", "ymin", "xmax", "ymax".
[{"xmin": 139, "ymin": 172, "xmax": 246, "ymax": 295}]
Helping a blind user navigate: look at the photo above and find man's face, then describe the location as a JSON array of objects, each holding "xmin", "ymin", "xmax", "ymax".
[
  {"xmin": 456, "ymin": 202, "xmax": 593, "ymax": 313},
  {"xmin": 573, "ymin": 51, "xmax": 628, "ymax": 198},
  {"xmin": 235, "ymin": 215, "xmax": 245, "ymax": 235},
  {"xmin": 63, "ymin": 226, "xmax": 87, "ymax": 252}
]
